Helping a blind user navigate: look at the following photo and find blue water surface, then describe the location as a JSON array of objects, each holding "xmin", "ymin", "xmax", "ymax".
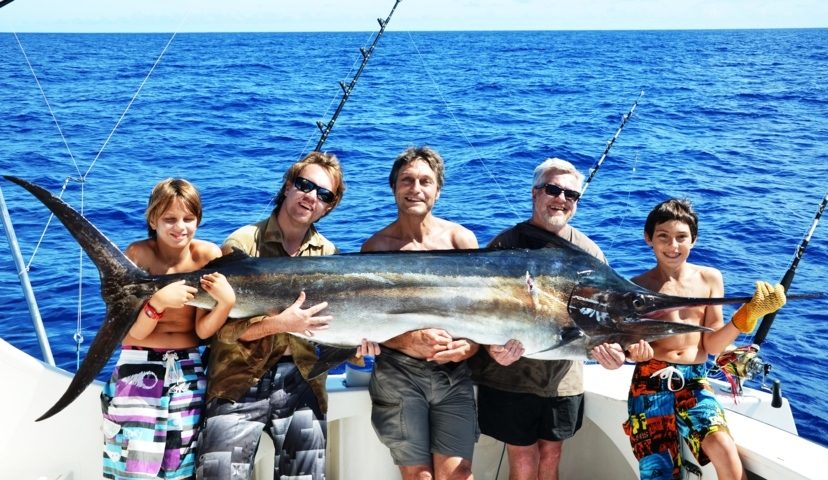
[{"xmin": 0, "ymin": 29, "xmax": 827, "ymax": 446}]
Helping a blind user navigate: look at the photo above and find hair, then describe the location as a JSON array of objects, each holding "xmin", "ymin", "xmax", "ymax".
[
  {"xmin": 145, "ymin": 178, "xmax": 202, "ymax": 239},
  {"xmin": 273, "ymin": 151, "xmax": 345, "ymax": 216},
  {"xmin": 644, "ymin": 198, "xmax": 699, "ymax": 242},
  {"xmin": 388, "ymin": 146, "xmax": 445, "ymax": 191},
  {"xmin": 532, "ymin": 157, "xmax": 585, "ymax": 189}
]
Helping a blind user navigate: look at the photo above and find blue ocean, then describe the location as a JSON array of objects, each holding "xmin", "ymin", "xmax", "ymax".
[{"xmin": 1, "ymin": 29, "xmax": 826, "ymax": 447}]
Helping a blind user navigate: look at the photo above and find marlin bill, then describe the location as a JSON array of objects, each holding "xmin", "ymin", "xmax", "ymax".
[{"xmin": 5, "ymin": 175, "xmax": 811, "ymax": 421}]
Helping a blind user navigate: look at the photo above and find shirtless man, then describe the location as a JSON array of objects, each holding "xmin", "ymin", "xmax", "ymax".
[
  {"xmin": 621, "ymin": 198, "xmax": 785, "ymax": 480},
  {"xmin": 102, "ymin": 178, "xmax": 235, "ymax": 480},
  {"xmin": 362, "ymin": 146, "xmax": 479, "ymax": 480}
]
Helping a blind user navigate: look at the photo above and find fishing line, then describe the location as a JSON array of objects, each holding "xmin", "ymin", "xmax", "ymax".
[
  {"xmin": 11, "ymin": 32, "xmax": 83, "ymax": 179},
  {"xmin": 604, "ymin": 151, "xmax": 640, "ymax": 253},
  {"xmin": 404, "ymin": 31, "xmax": 522, "ymax": 221},
  {"xmin": 82, "ymin": 29, "xmax": 185, "ymax": 179}
]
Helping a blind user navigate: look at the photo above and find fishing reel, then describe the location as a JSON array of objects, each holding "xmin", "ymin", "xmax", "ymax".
[{"xmin": 711, "ymin": 344, "xmax": 771, "ymax": 396}]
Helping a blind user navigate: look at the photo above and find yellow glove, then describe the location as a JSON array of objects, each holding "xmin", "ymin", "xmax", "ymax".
[{"xmin": 731, "ymin": 281, "xmax": 787, "ymax": 333}]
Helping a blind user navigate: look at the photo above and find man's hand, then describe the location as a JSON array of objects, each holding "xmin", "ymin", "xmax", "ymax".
[
  {"xmin": 356, "ymin": 339, "xmax": 381, "ymax": 358},
  {"xmin": 591, "ymin": 343, "xmax": 627, "ymax": 369},
  {"xmin": 272, "ymin": 291, "xmax": 332, "ymax": 336},
  {"xmin": 732, "ymin": 281, "xmax": 786, "ymax": 333},
  {"xmin": 485, "ymin": 339, "xmax": 524, "ymax": 366},
  {"xmin": 429, "ymin": 338, "xmax": 478, "ymax": 364}
]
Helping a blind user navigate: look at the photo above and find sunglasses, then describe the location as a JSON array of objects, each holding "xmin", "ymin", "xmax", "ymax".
[
  {"xmin": 293, "ymin": 176, "xmax": 336, "ymax": 204},
  {"xmin": 535, "ymin": 183, "xmax": 581, "ymax": 202}
]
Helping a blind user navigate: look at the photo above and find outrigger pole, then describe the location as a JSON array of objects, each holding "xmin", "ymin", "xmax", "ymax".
[
  {"xmin": 753, "ymin": 193, "xmax": 828, "ymax": 346},
  {"xmin": 581, "ymin": 90, "xmax": 644, "ymax": 195},
  {"xmin": 314, "ymin": 0, "xmax": 402, "ymax": 151}
]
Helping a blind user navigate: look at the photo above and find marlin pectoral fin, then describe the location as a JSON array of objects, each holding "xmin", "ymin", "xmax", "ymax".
[{"xmin": 37, "ymin": 302, "xmax": 142, "ymax": 421}]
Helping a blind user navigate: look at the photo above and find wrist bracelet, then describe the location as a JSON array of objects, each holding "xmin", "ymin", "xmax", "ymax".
[{"xmin": 143, "ymin": 301, "xmax": 164, "ymax": 320}]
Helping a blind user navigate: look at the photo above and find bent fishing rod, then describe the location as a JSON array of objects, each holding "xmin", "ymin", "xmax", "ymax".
[
  {"xmin": 581, "ymin": 90, "xmax": 644, "ymax": 196},
  {"xmin": 753, "ymin": 193, "xmax": 828, "ymax": 346},
  {"xmin": 315, "ymin": 0, "xmax": 402, "ymax": 151}
]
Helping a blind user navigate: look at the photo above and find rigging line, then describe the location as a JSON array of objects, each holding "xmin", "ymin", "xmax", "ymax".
[
  {"xmin": 24, "ymin": 177, "xmax": 72, "ymax": 270},
  {"xmin": 404, "ymin": 31, "xmax": 521, "ymax": 221},
  {"xmin": 581, "ymin": 90, "xmax": 644, "ymax": 196},
  {"xmin": 12, "ymin": 32, "xmax": 83, "ymax": 179},
  {"xmin": 605, "ymin": 152, "xmax": 639, "ymax": 252},
  {"xmin": 74, "ymin": 182, "xmax": 87, "ymax": 371},
  {"xmin": 752, "ymin": 192, "xmax": 828, "ymax": 346},
  {"xmin": 83, "ymin": 30, "xmax": 183, "ymax": 179},
  {"xmin": 314, "ymin": 0, "xmax": 402, "ymax": 152}
]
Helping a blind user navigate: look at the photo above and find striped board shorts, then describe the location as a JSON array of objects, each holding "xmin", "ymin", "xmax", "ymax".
[{"xmin": 101, "ymin": 345, "xmax": 206, "ymax": 479}]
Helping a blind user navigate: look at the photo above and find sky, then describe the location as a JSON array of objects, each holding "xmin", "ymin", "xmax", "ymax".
[{"xmin": 0, "ymin": 0, "xmax": 826, "ymax": 32}]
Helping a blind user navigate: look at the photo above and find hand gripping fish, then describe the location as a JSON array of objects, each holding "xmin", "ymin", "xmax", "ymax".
[{"xmin": 4, "ymin": 176, "xmax": 821, "ymax": 421}]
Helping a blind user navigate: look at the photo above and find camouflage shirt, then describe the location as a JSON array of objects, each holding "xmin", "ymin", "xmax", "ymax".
[
  {"xmin": 205, "ymin": 211, "xmax": 338, "ymax": 412},
  {"xmin": 468, "ymin": 221, "xmax": 607, "ymax": 397}
]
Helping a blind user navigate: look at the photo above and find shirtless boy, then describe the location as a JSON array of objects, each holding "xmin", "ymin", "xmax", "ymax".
[
  {"xmin": 621, "ymin": 198, "xmax": 785, "ymax": 480},
  {"xmin": 101, "ymin": 178, "xmax": 235, "ymax": 480}
]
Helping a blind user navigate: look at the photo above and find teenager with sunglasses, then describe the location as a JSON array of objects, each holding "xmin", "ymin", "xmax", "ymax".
[
  {"xmin": 196, "ymin": 151, "xmax": 379, "ymax": 480},
  {"xmin": 469, "ymin": 157, "xmax": 627, "ymax": 480},
  {"xmin": 361, "ymin": 146, "xmax": 480, "ymax": 480}
]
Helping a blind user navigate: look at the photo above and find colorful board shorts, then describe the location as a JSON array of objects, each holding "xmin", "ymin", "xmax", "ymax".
[
  {"xmin": 624, "ymin": 359, "xmax": 730, "ymax": 480},
  {"xmin": 369, "ymin": 348, "xmax": 479, "ymax": 466},
  {"xmin": 101, "ymin": 345, "xmax": 205, "ymax": 480},
  {"xmin": 196, "ymin": 358, "xmax": 327, "ymax": 480}
]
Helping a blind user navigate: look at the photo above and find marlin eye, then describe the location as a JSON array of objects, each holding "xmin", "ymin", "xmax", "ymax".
[{"xmin": 632, "ymin": 296, "xmax": 645, "ymax": 310}]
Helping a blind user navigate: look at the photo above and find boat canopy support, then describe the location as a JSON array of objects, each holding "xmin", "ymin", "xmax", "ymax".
[{"xmin": 0, "ymin": 185, "xmax": 54, "ymax": 365}]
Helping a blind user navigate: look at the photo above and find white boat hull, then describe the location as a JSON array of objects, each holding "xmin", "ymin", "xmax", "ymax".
[{"xmin": 0, "ymin": 338, "xmax": 824, "ymax": 480}]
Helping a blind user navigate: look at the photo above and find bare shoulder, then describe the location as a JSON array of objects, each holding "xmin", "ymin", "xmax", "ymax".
[
  {"xmin": 190, "ymin": 239, "xmax": 223, "ymax": 267},
  {"xmin": 630, "ymin": 268, "xmax": 659, "ymax": 290},
  {"xmin": 694, "ymin": 264, "xmax": 724, "ymax": 294},
  {"xmin": 449, "ymin": 222, "xmax": 478, "ymax": 249},
  {"xmin": 124, "ymin": 239, "xmax": 154, "ymax": 265},
  {"xmin": 361, "ymin": 223, "xmax": 400, "ymax": 252}
]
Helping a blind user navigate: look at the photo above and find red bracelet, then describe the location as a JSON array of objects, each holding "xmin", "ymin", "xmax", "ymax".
[{"xmin": 143, "ymin": 301, "xmax": 164, "ymax": 320}]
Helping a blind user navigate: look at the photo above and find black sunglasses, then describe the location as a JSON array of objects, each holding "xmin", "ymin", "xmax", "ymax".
[
  {"xmin": 293, "ymin": 176, "xmax": 336, "ymax": 204},
  {"xmin": 535, "ymin": 183, "xmax": 581, "ymax": 202}
]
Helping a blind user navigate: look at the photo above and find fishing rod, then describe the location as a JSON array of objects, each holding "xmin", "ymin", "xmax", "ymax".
[
  {"xmin": 0, "ymin": 0, "xmax": 17, "ymax": 8},
  {"xmin": 314, "ymin": 0, "xmax": 402, "ymax": 151},
  {"xmin": 753, "ymin": 193, "xmax": 828, "ymax": 346},
  {"xmin": 581, "ymin": 90, "xmax": 644, "ymax": 195}
]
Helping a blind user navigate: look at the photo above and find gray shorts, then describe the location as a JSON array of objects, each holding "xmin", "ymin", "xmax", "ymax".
[{"xmin": 369, "ymin": 349, "xmax": 479, "ymax": 466}]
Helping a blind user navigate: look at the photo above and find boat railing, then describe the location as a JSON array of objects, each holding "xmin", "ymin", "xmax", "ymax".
[{"xmin": 0, "ymin": 184, "xmax": 54, "ymax": 365}]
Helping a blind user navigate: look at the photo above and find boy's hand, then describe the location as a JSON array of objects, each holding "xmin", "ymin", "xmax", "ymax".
[{"xmin": 732, "ymin": 281, "xmax": 786, "ymax": 333}]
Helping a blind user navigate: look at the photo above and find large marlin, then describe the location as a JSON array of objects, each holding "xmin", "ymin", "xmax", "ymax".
[{"xmin": 3, "ymin": 176, "xmax": 813, "ymax": 421}]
